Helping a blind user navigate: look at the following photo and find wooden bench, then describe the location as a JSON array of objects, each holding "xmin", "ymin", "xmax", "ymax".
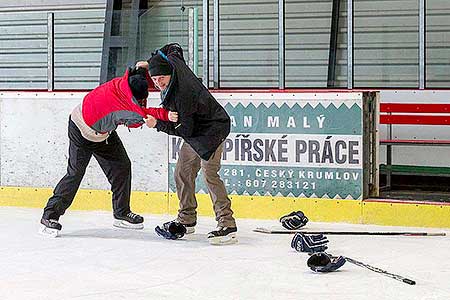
[{"xmin": 380, "ymin": 103, "xmax": 450, "ymax": 190}]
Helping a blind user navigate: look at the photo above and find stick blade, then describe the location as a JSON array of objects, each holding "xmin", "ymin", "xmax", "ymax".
[
  {"xmin": 253, "ymin": 227, "xmax": 276, "ymax": 234},
  {"xmin": 403, "ymin": 278, "xmax": 416, "ymax": 285},
  {"xmin": 404, "ymin": 232, "xmax": 446, "ymax": 237},
  {"xmin": 253, "ymin": 227, "xmax": 302, "ymax": 234}
]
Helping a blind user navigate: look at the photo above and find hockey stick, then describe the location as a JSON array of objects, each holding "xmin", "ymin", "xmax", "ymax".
[
  {"xmin": 254, "ymin": 227, "xmax": 446, "ymax": 236},
  {"xmin": 341, "ymin": 255, "xmax": 416, "ymax": 285}
]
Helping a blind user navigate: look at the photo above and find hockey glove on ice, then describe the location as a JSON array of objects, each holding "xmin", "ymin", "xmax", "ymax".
[
  {"xmin": 291, "ymin": 233, "xmax": 329, "ymax": 253},
  {"xmin": 155, "ymin": 221, "xmax": 186, "ymax": 240},
  {"xmin": 280, "ymin": 211, "xmax": 309, "ymax": 230},
  {"xmin": 307, "ymin": 252, "xmax": 346, "ymax": 272}
]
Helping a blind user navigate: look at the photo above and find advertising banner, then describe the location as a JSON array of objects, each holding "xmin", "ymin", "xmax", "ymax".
[{"xmin": 168, "ymin": 93, "xmax": 365, "ymax": 200}]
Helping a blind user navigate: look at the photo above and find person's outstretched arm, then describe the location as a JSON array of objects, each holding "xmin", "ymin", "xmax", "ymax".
[{"xmin": 143, "ymin": 107, "xmax": 170, "ymax": 121}]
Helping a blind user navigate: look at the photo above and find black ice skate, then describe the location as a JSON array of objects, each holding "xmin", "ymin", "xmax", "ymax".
[
  {"xmin": 113, "ymin": 212, "xmax": 144, "ymax": 229},
  {"xmin": 39, "ymin": 218, "xmax": 62, "ymax": 238},
  {"xmin": 207, "ymin": 226, "xmax": 238, "ymax": 245}
]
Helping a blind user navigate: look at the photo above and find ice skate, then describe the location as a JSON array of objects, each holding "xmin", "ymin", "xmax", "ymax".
[
  {"xmin": 113, "ymin": 212, "xmax": 144, "ymax": 229},
  {"xmin": 38, "ymin": 218, "xmax": 62, "ymax": 238},
  {"xmin": 184, "ymin": 221, "xmax": 196, "ymax": 234},
  {"xmin": 207, "ymin": 226, "xmax": 238, "ymax": 245}
]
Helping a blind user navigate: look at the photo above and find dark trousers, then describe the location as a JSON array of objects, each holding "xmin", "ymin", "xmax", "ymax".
[{"xmin": 42, "ymin": 118, "xmax": 132, "ymax": 220}]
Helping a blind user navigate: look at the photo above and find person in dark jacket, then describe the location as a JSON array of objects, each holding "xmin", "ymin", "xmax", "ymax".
[
  {"xmin": 142, "ymin": 43, "xmax": 237, "ymax": 245},
  {"xmin": 39, "ymin": 67, "xmax": 178, "ymax": 237}
]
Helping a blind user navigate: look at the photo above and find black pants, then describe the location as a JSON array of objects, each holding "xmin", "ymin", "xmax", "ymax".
[{"xmin": 43, "ymin": 118, "xmax": 132, "ymax": 220}]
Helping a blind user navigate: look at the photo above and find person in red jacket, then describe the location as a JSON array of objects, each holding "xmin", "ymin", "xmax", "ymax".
[{"xmin": 39, "ymin": 67, "xmax": 177, "ymax": 237}]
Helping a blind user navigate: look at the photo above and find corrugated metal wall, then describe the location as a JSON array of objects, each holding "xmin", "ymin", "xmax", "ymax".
[
  {"xmin": 139, "ymin": 0, "xmax": 203, "ymax": 79},
  {"xmin": 140, "ymin": 0, "xmax": 450, "ymax": 89},
  {"xmin": 427, "ymin": 0, "xmax": 450, "ymax": 88},
  {"xmin": 139, "ymin": 0, "xmax": 336, "ymax": 88},
  {"xmin": 0, "ymin": 0, "xmax": 106, "ymax": 90},
  {"xmin": 353, "ymin": 0, "xmax": 419, "ymax": 88},
  {"xmin": 0, "ymin": 0, "xmax": 449, "ymax": 89},
  {"xmin": 286, "ymin": 0, "xmax": 333, "ymax": 88},
  {"xmin": 140, "ymin": 0, "xmax": 279, "ymax": 88}
]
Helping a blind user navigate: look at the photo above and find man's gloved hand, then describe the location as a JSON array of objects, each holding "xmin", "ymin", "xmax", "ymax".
[
  {"xmin": 280, "ymin": 211, "xmax": 308, "ymax": 230},
  {"xmin": 291, "ymin": 233, "xmax": 329, "ymax": 253},
  {"xmin": 307, "ymin": 252, "xmax": 346, "ymax": 272}
]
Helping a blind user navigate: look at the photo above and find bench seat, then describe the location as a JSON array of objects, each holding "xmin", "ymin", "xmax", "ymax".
[{"xmin": 380, "ymin": 102, "xmax": 450, "ymax": 189}]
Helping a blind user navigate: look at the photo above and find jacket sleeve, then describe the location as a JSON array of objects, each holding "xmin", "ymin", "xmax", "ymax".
[
  {"xmin": 174, "ymin": 112, "xmax": 195, "ymax": 137},
  {"xmin": 127, "ymin": 121, "xmax": 144, "ymax": 129},
  {"xmin": 155, "ymin": 120, "xmax": 177, "ymax": 135},
  {"xmin": 155, "ymin": 112, "xmax": 195, "ymax": 137},
  {"xmin": 144, "ymin": 107, "xmax": 169, "ymax": 121}
]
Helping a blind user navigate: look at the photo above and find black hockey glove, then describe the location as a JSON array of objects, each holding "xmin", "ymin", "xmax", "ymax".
[
  {"xmin": 307, "ymin": 252, "xmax": 346, "ymax": 272},
  {"xmin": 280, "ymin": 211, "xmax": 308, "ymax": 230},
  {"xmin": 291, "ymin": 233, "xmax": 329, "ymax": 253},
  {"xmin": 155, "ymin": 221, "xmax": 186, "ymax": 240}
]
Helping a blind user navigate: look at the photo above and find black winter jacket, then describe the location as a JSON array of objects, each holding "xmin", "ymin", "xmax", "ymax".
[{"xmin": 152, "ymin": 44, "xmax": 231, "ymax": 161}]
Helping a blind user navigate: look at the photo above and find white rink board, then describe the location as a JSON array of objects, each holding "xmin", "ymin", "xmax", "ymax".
[
  {"xmin": 1, "ymin": 90, "xmax": 449, "ymax": 192},
  {"xmin": 0, "ymin": 92, "xmax": 168, "ymax": 191}
]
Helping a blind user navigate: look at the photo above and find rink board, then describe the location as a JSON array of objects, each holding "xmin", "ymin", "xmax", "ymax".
[
  {"xmin": 0, "ymin": 91, "xmax": 449, "ymax": 227},
  {"xmin": 1, "ymin": 185, "xmax": 449, "ymax": 228}
]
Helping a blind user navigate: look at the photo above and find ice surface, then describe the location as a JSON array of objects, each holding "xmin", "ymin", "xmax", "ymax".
[{"xmin": 0, "ymin": 207, "xmax": 449, "ymax": 300}]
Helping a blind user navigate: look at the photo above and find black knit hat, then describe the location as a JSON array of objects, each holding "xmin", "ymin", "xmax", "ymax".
[
  {"xmin": 129, "ymin": 66, "xmax": 148, "ymax": 77},
  {"xmin": 128, "ymin": 74, "xmax": 148, "ymax": 100},
  {"xmin": 148, "ymin": 54, "xmax": 173, "ymax": 76}
]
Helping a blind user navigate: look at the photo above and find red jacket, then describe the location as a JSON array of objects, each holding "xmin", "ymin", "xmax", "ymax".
[{"xmin": 82, "ymin": 69, "xmax": 168, "ymax": 133}]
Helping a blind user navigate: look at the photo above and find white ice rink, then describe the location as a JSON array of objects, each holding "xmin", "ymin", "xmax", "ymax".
[{"xmin": 1, "ymin": 207, "xmax": 449, "ymax": 300}]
